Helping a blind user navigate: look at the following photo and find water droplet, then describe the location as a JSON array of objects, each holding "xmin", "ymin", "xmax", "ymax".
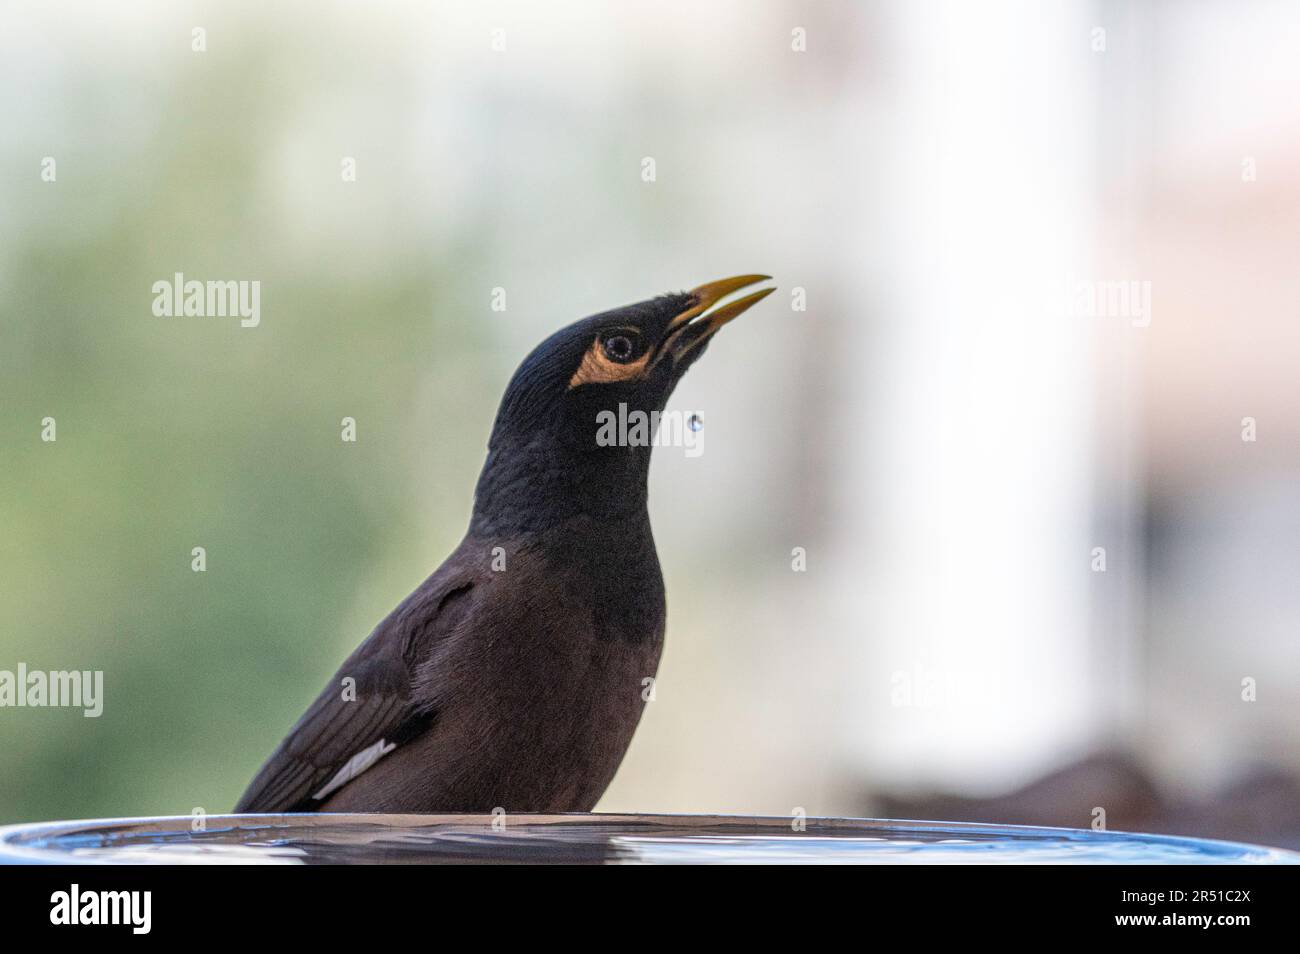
[{"xmin": 687, "ymin": 413, "xmax": 704, "ymax": 432}]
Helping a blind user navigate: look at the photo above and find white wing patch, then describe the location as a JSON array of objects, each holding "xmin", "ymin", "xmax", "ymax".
[{"xmin": 312, "ymin": 739, "xmax": 398, "ymax": 801}]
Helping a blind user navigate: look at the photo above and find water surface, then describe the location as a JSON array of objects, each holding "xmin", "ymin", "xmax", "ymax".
[{"xmin": 1, "ymin": 814, "xmax": 1294, "ymax": 865}]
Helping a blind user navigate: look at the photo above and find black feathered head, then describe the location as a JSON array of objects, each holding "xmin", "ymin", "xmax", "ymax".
[{"xmin": 473, "ymin": 275, "xmax": 774, "ymax": 532}]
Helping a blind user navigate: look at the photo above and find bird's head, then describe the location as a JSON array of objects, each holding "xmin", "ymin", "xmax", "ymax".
[{"xmin": 473, "ymin": 274, "xmax": 775, "ymax": 533}]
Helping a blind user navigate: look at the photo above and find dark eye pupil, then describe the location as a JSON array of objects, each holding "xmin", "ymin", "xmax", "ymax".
[{"xmin": 604, "ymin": 336, "xmax": 634, "ymax": 361}]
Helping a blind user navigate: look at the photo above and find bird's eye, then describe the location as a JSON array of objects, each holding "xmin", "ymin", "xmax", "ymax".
[{"xmin": 603, "ymin": 334, "xmax": 636, "ymax": 363}]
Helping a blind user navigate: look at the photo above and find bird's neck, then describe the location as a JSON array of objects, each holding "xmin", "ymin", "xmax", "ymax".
[{"xmin": 469, "ymin": 438, "xmax": 653, "ymax": 538}]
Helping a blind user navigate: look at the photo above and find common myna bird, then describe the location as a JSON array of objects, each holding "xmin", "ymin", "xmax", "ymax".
[{"xmin": 235, "ymin": 275, "xmax": 775, "ymax": 814}]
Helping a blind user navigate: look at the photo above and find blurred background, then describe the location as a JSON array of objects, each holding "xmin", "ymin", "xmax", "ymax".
[{"xmin": 2, "ymin": 0, "xmax": 1298, "ymax": 846}]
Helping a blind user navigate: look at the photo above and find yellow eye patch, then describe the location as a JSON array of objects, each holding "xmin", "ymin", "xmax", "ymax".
[{"xmin": 568, "ymin": 334, "xmax": 650, "ymax": 389}]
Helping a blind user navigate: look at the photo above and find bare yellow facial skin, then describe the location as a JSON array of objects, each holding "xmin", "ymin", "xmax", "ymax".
[{"xmin": 568, "ymin": 334, "xmax": 651, "ymax": 388}]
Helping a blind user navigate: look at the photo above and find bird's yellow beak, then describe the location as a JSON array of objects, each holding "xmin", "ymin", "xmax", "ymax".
[
  {"xmin": 661, "ymin": 274, "xmax": 775, "ymax": 366},
  {"xmin": 668, "ymin": 274, "xmax": 775, "ymax": 331}
]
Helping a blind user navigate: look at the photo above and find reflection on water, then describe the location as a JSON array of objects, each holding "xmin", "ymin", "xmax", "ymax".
[{"xmin": 1, "ymin": 814, "xmax": 1296, "ymax": 865}]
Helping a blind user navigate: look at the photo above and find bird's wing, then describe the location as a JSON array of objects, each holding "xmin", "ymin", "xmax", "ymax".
[{"xmin": 234, "ymin": 578, "xmax": 475, "ymax": 814}]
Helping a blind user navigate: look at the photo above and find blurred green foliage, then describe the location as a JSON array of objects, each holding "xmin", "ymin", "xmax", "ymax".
[{"xmin": 0, "ymin": 26, "xmax": 503, "ymax": 823}]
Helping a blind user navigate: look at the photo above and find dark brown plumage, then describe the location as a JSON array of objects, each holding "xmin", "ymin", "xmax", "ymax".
[{"xmin": 235, "ymin": 275, "xmax": 774, "ymax": 814}]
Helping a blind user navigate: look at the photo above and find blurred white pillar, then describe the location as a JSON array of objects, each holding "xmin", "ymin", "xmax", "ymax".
[{"xmin": 835, "ymin": 0, "xmax": 1099, "ymax": 791}]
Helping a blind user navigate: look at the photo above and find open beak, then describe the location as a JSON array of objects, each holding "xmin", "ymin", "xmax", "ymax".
[{"xmin": 659, "ymin": 274, "xmax": 776, "ymax": 367}]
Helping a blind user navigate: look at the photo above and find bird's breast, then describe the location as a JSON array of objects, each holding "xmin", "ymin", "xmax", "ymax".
[{"xmin": 408, "ymin": 531, "xmax": 666, "ymax": 810}]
